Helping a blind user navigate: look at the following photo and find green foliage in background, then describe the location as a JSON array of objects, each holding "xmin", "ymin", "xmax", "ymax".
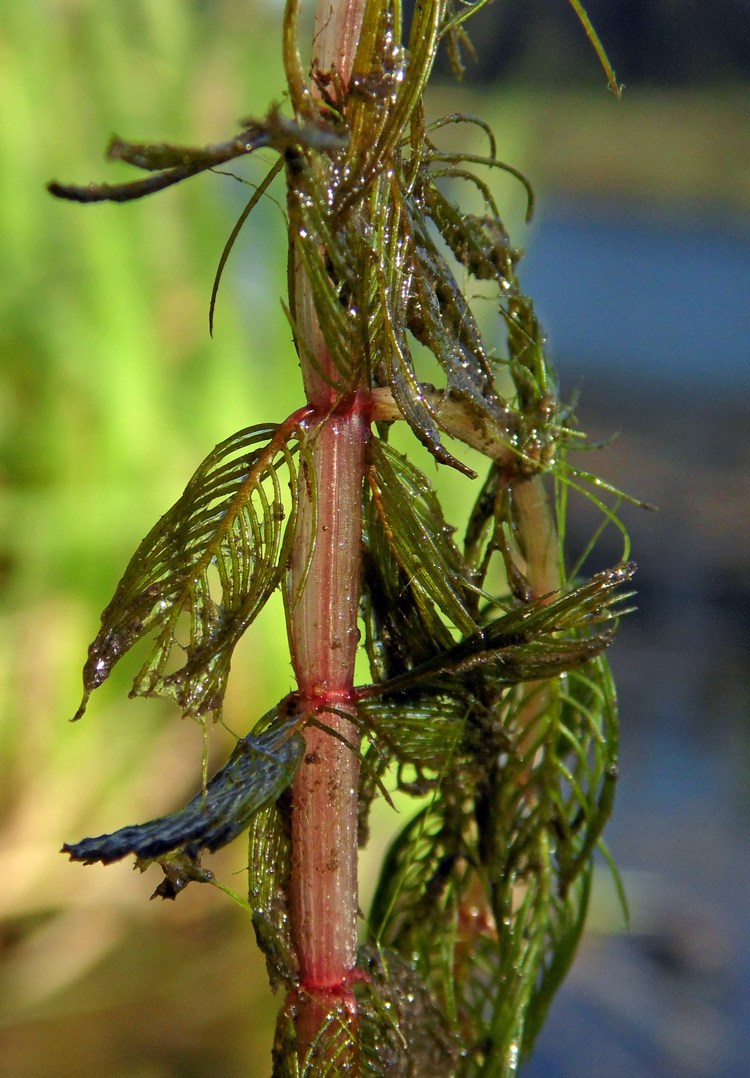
[{"xmin": 1, "ymin": 6, "xmax": 296, "ymax": 1070}]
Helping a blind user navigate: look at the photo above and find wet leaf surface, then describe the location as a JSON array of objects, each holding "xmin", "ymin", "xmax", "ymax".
[{"xmin": 63, "ymin": 709, "xmax": 304, "ymax": 884}]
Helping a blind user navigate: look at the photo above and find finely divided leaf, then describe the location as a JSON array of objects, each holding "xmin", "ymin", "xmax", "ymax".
[
  {"xmin": 368, "ymin": 438, "xmax": 479, "ymax": 639},
  {"xmin": 357, "ymin": 945, "xmax": 461, "ymax": 1076},
  {"xmin": 358, "ymin": 694, "xmax": 466, "ymax": 772},
  {"xmin": 75, "ymin": 422, "xmax": 306, "ymax": 721},
  {"xmin": 369, "ymin": 562, "xmax": 635, "ymax": 695}
]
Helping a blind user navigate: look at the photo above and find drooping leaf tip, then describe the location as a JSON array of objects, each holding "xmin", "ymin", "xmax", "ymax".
[{"xmin": 71, "ymin": 693, "xmax": 90, "ymax": 722}]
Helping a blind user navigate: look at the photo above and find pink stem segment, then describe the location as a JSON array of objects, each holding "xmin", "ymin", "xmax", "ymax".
[
  {"xmin": 287, "ymin": 397, "xmax": 368, "ymax": 994},
  {"xmin": 283, "ymin": 0, "xmax": 370, "ymax": 1052}
]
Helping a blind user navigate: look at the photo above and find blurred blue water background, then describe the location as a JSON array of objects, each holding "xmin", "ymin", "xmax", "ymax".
[
  {"xmin": 524, "ymin": 202, "xmax": 750, "ymax": 393},
  {"xmin": 520, "ymin": 201, "xmax": 750, "ymax": 1076}
]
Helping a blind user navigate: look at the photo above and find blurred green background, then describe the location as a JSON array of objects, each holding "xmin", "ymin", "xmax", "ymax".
[
  {"xmin": 2, "ymin": 2, "xmax": 748, "ymax": 1076},
  {"xmin": 2, "ymin": 4, "xmax": 299, "ymax": 1074}
]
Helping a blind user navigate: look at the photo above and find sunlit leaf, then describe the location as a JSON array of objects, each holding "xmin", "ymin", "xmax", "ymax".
[
  {"xmin": 567, "ymin": 0, "xmax": 622, "ymax": 96},
  {"xmin": 75, "ymin": 421, "xmax": 308, "ymax": 721}
]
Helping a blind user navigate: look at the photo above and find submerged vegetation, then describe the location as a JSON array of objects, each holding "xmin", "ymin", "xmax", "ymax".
[{"xmin": 48, "ymin": 0, "xmax": 634, "ymax": 1072}]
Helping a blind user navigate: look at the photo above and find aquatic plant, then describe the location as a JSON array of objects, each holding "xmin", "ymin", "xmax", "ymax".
[{"xmin": 50, "ymin": 1, "xmax": 633, "ymax": 1072}]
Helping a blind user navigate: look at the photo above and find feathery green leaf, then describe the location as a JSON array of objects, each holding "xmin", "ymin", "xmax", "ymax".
[{"xmin": 75, "ymin": 421, "xmax": 308, "ymax": 721}]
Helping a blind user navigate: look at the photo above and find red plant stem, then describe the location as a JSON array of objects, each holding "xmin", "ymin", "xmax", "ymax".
[
  {"xmin": 285, "ymin": 0, "xmax": 369, "ymax": 1046},
  {"xmin": 287, "ymin": 393, "xmax": 368, "ymax": 995}
]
